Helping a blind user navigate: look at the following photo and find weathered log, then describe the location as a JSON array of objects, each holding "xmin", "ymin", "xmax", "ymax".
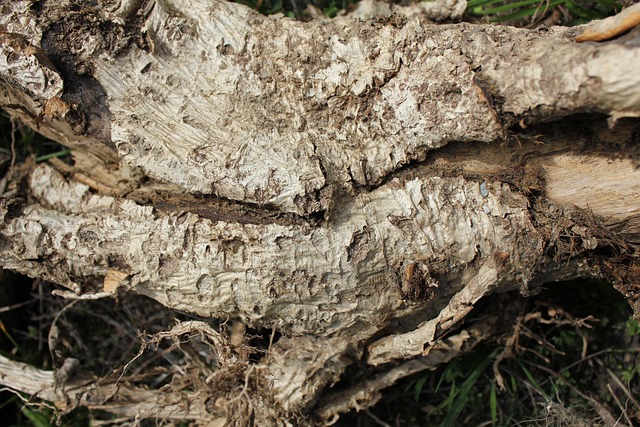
[{"xmin": 0, "ymin": 0, "xmax": 639, "ymax": 423}]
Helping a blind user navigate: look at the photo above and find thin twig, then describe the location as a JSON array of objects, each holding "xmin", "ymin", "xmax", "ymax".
[
  {"xmin": 48, "ymin": 299, "xmax": 80, "ymax": 367},
  {"xmin": 365, "ymin": 409, "xmax": 392, "ymax": 427},
  {"xmin": 0, "ymin": 299, "xmax": 33, "ymax": 313},
  {"xmin": 606, "ymin": 366, "xmax": 640, "ymax": 414},
  {"xmin": 558, "ymin": 348, "xmax": 615, "ymax": 374},
  {"xmin": 268, "ymin": 326, "xmax": 276, "ymax": 352},
  {"xmin": 0, "ymin": 387, "xmax": 57, "ymax": 412},
  {"xmin": 522, "ymin": 360, "xmax": 622, "ymax": 425},
  {"xmin": 91, "ymin": 416, "xmax": 135, "ymax": 426},
  {"xmin": 606, "ymin": 383, "xmax": 633, "ymax": 427},
  {"xmin": 112, "ymin": 337, "xmax": 148, "ymax": 389}
]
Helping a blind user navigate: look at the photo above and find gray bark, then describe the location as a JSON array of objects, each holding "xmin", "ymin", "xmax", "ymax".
[{"xmin": 0, "ymin": 0, "xmax": 639, "ymax": 424}]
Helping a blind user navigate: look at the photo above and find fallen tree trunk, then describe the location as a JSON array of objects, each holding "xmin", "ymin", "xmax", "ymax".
[{"xmin": 0, "ymin": 0, "xmax": 639, "ymax": 424}]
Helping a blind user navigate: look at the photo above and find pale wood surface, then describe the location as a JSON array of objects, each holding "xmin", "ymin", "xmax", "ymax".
[{"xmin": 0, "ymin": 0, "xmax": 639, "ymax": 423}]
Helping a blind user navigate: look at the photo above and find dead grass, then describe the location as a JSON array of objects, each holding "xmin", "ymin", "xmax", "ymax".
[{"xmin": 0, "ymin": 273, "xmax": 285, "ymax": 426}]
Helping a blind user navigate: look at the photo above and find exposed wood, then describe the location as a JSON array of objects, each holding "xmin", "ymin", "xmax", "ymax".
[
  {"xmin": 575, "ymin": 2, "xmax": 640, "ymax": 42},
  {"xmin": 543, "ymin": 153, "xmax": 640, "ymax": 239}
]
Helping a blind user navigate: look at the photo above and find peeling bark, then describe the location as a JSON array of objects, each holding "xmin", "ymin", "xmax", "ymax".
[{"xmin": 0, "ymin": 0, "xmax": 639, "ymax": 424}]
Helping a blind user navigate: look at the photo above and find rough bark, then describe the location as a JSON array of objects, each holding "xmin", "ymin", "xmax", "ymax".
[{"xmin": 0, "ymin": 0, "xmax": 639, "ymax": 424}]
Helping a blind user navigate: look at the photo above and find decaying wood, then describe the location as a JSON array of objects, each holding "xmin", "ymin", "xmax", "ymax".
[
  {"xmin": 575, "ymin": 2, "xmax": 640, "ymax": 42},
  {"xmin": 0, "ymin": 0, "xmax": 639, "ymax": 424}
]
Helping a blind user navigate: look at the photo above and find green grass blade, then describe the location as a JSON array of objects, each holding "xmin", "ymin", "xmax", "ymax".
[
  {"xmin": 434, "ymin": 382, "xmax": 458, "ymax": 412},
  {"xmin": 0, "ymin": 321, "xmax": 23, "ymax": 356},
  {"xmin": 490, "ymin": 0, "xmax": 565, "ymax": 22},
  {"xmin": 21, "ymin": 406, "xmax": 53, "ymax": 427},
  {"xmin": 435, "ymin": 360, "xmax": 461, "ymax": 393},
  {"xmin": 467, "ymin": 0, "xmax": 513, "ymax": 9},
  {"xmin": 35, "ymin": 149, "xmax": 71, "ymax": 163},
  {"xmin": 440, "ymin": 352, "xmax": 494, "ymax": 427},
  {"xmin": 482, "ymin": 0, "xmax": 552, "ymax": 15},
  {"xmin": 490, "ymin": 382, "xmax": 498, "ymax": 424},
  {"xmin": 414, "ymin": 376, "xmax": 428, "ymax": 402},
  {"xmin": 517, "ymin": 361, "xmax": 549, "ymax": 398},
  {"xmin": 564, "ymin": 0, "xmax": 606, "ymax": 20},
  {"xmin": 0, "ymin": 394, "xmax": 17, "ymax": 411}
]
